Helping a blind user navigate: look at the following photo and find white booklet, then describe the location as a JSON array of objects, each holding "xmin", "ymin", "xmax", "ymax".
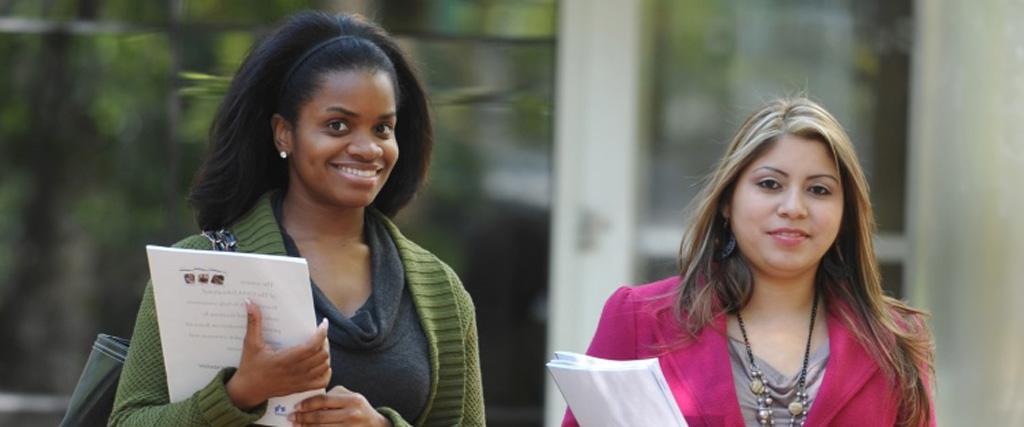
[
  {"xmin": 547, "ymin": 351, "xmax": 688, "ymax": 427},
  {"xmin": 146, "ymin": 245, "xmax": 323, "ymax": 426}
]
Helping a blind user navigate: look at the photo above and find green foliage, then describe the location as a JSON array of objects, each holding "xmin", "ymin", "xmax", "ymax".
[
  {"xmin": 184, "ymin": 0, "xmax": 318, "ymax": 26},
  {"xmin": 381, "ymin": 0, "xmax": 556, "ymax": 38},
  {"xmin": 212, "ymin": 32, "xmax": 255, "ymax": 74},
  {"xmin": 0, "ymin": 3, "xmax": 556, "ymax": 409},
  {"xmin": 179, "ymin": 71, "xmax": 231, "ymax": 99},
  {"xmin": 0, "ymin": 174, "xmax": 28, "ymax": 293}
]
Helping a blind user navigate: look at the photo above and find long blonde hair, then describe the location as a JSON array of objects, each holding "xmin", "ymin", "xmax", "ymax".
[{"xmin": 675, "ymin": 97, "xmax": 933, "ymax": 426}]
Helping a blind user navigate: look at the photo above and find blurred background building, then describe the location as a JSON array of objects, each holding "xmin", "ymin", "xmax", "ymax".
[{"xmin": 0, "ymin": 0, "xmax": 1020, "ymax": 425}]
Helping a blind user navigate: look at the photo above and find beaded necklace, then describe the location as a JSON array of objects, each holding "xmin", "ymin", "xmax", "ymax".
[{"xmin": 736, "ymin": 290, "xmax": 818, "ymax": 426}]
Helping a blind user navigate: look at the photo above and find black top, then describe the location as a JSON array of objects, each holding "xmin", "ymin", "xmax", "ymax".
[{"xmin": 272, "ymin": 194, "xmax": 430, "ymax": 421}]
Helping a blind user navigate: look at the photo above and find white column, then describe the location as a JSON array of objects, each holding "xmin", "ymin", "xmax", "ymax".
[
  {"xmin": 907, "ymin": 0, "xmax": 1024, "ymax": 424},
  {"xmin": 544, "ymin": 0, "xmax": 650, "ymax": 425}
]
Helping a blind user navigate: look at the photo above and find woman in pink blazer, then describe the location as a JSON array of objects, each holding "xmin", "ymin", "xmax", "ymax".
[{"xmin": 564, "ymin": 98, "xmax": 935, "ymax": 426}]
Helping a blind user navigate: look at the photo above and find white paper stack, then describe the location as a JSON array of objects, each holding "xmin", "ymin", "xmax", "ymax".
[
  {"xmin": 147, "ymin": 245, "xmax": 323, "ymax": 426},
  {"xmin": 547, "ymin": 351, "xmax": 687, "ymax": 427}
]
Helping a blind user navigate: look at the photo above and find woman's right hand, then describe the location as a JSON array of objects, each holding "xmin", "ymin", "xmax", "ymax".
[{"xmin": 225, "ymin": 300, "xmax": 331, "ymax": 410}]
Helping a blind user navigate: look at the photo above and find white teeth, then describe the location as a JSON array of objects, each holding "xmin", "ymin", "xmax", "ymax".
[{"xmin": 337, "ymin": 166, "xmax": 377, "ymax": 178}]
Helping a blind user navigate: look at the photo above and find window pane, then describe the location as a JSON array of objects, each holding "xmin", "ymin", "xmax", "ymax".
[
  {"xmin": 642, "ymin": 0, "xmax": 912, "ymax": 290},
  {"xmin": 393, "ymin": 37, "xmax": 555, "ymax": 427}
]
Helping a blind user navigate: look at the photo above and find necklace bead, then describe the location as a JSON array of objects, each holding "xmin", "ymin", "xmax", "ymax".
[
  {"xmin": 736, "ymin": 289, "xmax": 819, "ymax": 427},
  {"xmin": 751, "ymin": 378, "xmax": 766, "ymax": 394}
]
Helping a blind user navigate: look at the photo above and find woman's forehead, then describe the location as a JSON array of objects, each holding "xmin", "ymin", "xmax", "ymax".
[
  {"xmin": 303, "ymin": 70, "xmax": 397, "ymax": 114},
  {"xmin": 744, "ymin": 135, "xmax": 839, "ymax": 178}
]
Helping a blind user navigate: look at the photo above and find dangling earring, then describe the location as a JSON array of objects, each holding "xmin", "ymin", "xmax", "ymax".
[
  {"xmin": 718, "ymin": 218, "xmax": 736, "ymax": 260},
  {"xmin": 279, "ymin": 151, "xmax": 288, "ymax": 159}
]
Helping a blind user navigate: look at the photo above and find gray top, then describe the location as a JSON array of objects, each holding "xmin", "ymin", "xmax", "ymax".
[
  {"xmin": 727, "ymin": 335, "xmax": 829, "ymax": 426},
  {"xmin": 273, "ymin": 194, "xmax": 431, "ymax": 421}
]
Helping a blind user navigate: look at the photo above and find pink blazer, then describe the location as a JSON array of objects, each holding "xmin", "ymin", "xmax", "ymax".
[{"xmin": 562, "ymin": 277, "xmax": 934, "ymax": 427}]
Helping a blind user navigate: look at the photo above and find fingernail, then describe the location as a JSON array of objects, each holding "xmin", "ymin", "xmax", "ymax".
[{"xmin": 244, "ymin": 297, "xmax": 252, "ymax": 306}]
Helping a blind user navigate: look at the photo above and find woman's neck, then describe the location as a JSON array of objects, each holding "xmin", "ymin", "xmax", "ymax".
[
  {"xmin": 743, "ymin": 267, "xmax": 818, "ymax": 319},
  {"xmin": 280, "ymin": 190, "xmax": 365, "ymax": 246}
]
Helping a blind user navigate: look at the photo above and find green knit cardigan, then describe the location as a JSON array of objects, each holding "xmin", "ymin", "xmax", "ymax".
[{"xmin": 109, "ymin": 195, "xmax": 485, "ymax": 426}]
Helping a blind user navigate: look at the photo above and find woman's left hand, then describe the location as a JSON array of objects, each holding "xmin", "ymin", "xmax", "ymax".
[{"xmin": 289, "ymin": 385, "xmax": 391, "ymax": 427}]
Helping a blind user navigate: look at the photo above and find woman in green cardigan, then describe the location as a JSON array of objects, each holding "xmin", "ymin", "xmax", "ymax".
[{"xmin": 110, "ymin": 11, "xmax": 484, "ymax": 427}]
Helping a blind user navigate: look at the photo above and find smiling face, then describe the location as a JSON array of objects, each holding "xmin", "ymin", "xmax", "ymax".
[
  {"xmin": 273, "ymin": 69, "xmax": 398, "ymax": 210},
  {"xmin": 724, "ymin": 134, "xmax": 844, "ymax": 281}
]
